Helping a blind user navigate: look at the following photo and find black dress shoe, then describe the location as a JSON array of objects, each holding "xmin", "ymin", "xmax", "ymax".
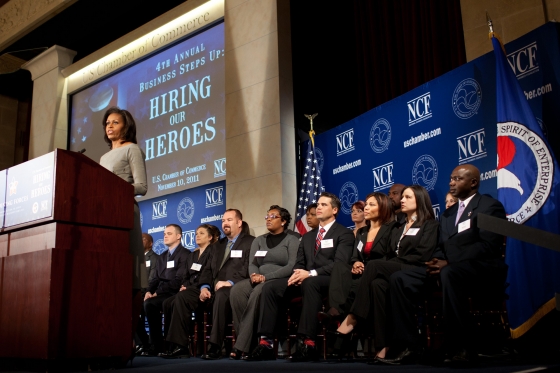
[
  {"xmin": 159, "ymin": 346, "xmax": 190, "ymax": 359},
  {"xmin": 245, "ymin": 344, "xmax": 276, "ymax": 361},
  {"xmin": 201, "ymin": 345, "xmax": 221, "ymax": 360},
  {"xmin": 288, "ymin": 342, "xmax": 318, "ymax": 362},
  {"xmin": 376, "ymin": 348, "xmax": 421, "ymax": 365},
  {"xmin": 139, "ymin": 345, "xmax": 160, "ymax": 357},
  {"xmin": 447, "ymin": 348, "xmax": 478, "ymax": 366}
]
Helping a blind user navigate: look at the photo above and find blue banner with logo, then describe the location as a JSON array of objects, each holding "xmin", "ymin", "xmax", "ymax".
[
  {"xmin": 138, "ymin": 180, "xmax": 225, "ymax": 254},
  {"xmin": 310, "ymin": 22, "xmax": 560, "ymax": 238},
  {"xmin": 492, "ymin": 34, "xmax": 560, "ymax": 338},
  {"xmin": 309, "ymin": 23, "xmax": 560, "ymax": 336}
]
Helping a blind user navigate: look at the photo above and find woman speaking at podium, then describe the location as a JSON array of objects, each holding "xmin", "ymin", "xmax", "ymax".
[{"xmin": 100, "ymin": 106, "xmax": 148, "ymax": 359}]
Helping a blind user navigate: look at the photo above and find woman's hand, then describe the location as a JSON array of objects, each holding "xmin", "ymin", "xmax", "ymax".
[
  {"xmin": 179, "ymin": 285, "xmax": 187, "ymax": 291},
  {"xmin": 251, "ymin": 273, "xmax": 265, "ymax": 284},
  {"xmin": 351, "ymin": 261, "xmax": 364, "ymax": 275}
]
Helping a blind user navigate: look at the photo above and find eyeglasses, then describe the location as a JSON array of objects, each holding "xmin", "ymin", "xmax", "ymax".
[
  {"xmin": 450, "ymin": 176, "xmax": 465, "ymax": 182},
  {"xmin": 264, "ymin": 214, "xmax": 281, "ymax": 220}
]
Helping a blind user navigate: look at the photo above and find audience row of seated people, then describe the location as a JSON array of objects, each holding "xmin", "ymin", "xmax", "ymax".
[{"xmin": 134, "ymin": 163, "xmax": 506, "ymax": 366}]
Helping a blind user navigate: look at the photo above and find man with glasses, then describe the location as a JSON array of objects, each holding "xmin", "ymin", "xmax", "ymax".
[
  {"xmin": 379, "ymin": 164, "xmax": 507, "ymax": 366},
  {"xmin": 247, "ymin": 192, "xmax": 354, "ymax": 361}
]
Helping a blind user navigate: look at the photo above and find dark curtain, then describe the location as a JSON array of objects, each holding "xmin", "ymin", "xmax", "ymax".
[{"xmin": 352, "ymin": 0, "xmax": 466, "ymax": 113}]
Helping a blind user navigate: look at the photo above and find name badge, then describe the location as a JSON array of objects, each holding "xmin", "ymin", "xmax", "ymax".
[
  {"xmin": 255, "ymin": 251, "xmax": 267, "ymax": 257},
  {"xmin": 405, "ymin": 228, "xmax": 420, "ymax": 236},
  {"xmin": 458, "ymin": 219, "xmax": 471, "ymax": 233},
  {"xmin": 230, "ymin": 250, "xmax": 243, "ymax": 258},
  {"xmin": 321, "ymin": 239, "xmax": 334, "ymax": 248},
  {"xmin": 191, "ymin": 263, "xmax": 202, "ymax": 271},
  {"xmin": 357, "ymin": 241, "xmax": 364, "ymax": 252},
  {"xmin": 145, "ymin": 260, "xmax": 151, "ymax": 267},
  {"xmin": 166, "ymin": 261, "xmax": 175, "ymax": 269}
]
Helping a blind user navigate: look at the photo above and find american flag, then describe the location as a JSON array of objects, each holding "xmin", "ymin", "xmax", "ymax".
[{"xmin": 294, "ymin": 138, "xmax": 324, "ymax": 235}]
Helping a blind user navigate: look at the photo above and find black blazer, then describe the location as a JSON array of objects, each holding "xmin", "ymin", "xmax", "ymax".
[
  {"xmin": 181, "ymin": 246, "xmax": 213, "ymax": 289},
  {"xmin": 199, "ymin": 232, "xmax": 255, "ymax": 289},
  {"xmin": 351, "ymin": 221, "xmax": 396, "ymax": 264},
  {"xmin": 437, "ymin": 193, "xmax": 506, "ymax": 263},
  {"xmin": 147, "ymin": 245, "xmax": 190, "ymax": 295},
  {"xmin": 294, "ymin": 221, "xmax": 354, "ymax": 275},
  {"xmin": 385, "ymin": 218, "xmax": 439, "ymax": 265},
  {"xmin": 145, "ymin": 249, "xmax": 159, "ymax": 284}
]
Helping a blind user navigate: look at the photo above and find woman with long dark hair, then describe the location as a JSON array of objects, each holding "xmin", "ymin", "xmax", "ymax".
[
  {"xmin": 320, "ymin": 193, "xmax": 395, "ymax": 322},
  {"xmin": 332, "ymin": 185, "xmax": 439, "ymax": 360}
]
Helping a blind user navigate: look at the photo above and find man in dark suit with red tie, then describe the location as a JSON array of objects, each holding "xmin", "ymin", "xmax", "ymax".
[
  {"xmin": 248, "ymin": 192, "xmax": 354, "ymax": 361},
  {"xmin": 164, "ymin": 209, "xmax": 255, "ymax": 360},
  {"xmin": 379, "ymin": 164, "xmax": 507, "ymax": 366}
]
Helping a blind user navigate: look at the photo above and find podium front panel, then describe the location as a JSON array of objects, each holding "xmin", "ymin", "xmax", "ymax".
[{"xmin": 4, "ymin": 152, "xmax": 54, "ymax": 228}]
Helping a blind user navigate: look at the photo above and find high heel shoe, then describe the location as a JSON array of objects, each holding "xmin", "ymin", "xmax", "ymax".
[{"xmin": 328, "ymin": 330, "xmax": 353, "ymax": 358}]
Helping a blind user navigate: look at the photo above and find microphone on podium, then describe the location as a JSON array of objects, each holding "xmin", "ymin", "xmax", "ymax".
[{"xmin": 77, "ymin": 149, "xmax": 86, "ymax": 154}]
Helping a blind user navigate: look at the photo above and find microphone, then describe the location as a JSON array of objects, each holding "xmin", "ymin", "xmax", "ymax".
[{"xmin": 78, "ymin": 149, "xmax": 86, "ymax": 154}]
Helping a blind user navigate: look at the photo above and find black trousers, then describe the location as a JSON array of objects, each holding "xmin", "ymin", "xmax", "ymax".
[
  {"xmin": 135, "ymin": 291, "xmax": 150, "ymax": 346},
  {"xmin": 349, "ymin": 259, "xmax": 416, "ymax": 348},
  {"xmin": 388, "ymin": 260, "xmax": 507, "ymax": 351},
  {"xmin": 144, "ymin": 292, "xmax": 174, "ymax": 348},
  {"xmin": 258, "ymin": 276, "xmax": 330, "ymax": 340},
  {"xmin": 328, "ymin": 262, "xmax": 360, "ymax": 314},
  {"xmin": 166, "ymin": 287, "xmax": 232, "ymax": 348}
]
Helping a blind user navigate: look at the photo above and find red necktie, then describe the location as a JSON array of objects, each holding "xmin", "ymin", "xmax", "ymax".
[{"xmin": 315, "ymin": 228, "xmax": 325, "ymax": 255}]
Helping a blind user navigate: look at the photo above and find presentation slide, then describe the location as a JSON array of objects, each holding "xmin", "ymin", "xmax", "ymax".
[{"xmin": 69, "ymin": 22, "xmax": 225, "ymax": 201}]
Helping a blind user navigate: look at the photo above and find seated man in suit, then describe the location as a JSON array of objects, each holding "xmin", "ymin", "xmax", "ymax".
[
  {"xmin": 248, "ymin": 192, "xmax": 354, "ymax": 361},
  {"xmin": 164, "ymin": 209, "xmax": 255, "ymax": 360},
  {"xmin": 379, "ymin": 164, "xmax": 507, "ymax": 365},
  {"xmin": 142, "ymin": 224, "xmax": 190, "ymax": 355},
  {"xmin": 135, "ymin": 233, "xmax": 159, "ymax": 355}
]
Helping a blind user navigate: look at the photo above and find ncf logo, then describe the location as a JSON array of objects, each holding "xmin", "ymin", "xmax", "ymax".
[
  {"xmin": 336, "ymin": 129, "xmax": 354, "ymax": 156},
  {"xmin": 214, "ymin": 158, "xmax": 226, "ymax": 177},
  {"xmin": 507, "ymin": 42, "xmax": 538, "ymax": 79},
  {"xmin": 457, "ymin": 129, "xmax": 486, "ymax": 164},
  {"xmin": 372, "ymin": 162, "xmax": 394, "ymax": 192},
  {"xmin": 182, "ymin": 230, "xmax": 196, "ymax": 250},
  {"xmin": 206, "ymin": 186, "xmax": 224, "ymax": 208},
  {"xmin": 152, "ymin": 199, "xmax": 167, "ymax": 220},
  {"xmin": 407, "ymin": 92, "xmax": 432, "ymax": 126}
]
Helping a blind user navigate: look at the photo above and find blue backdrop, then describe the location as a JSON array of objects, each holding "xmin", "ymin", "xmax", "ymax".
[
  {"xmin": 310, "ymin": 22, "xmax": 560, "ymax": 229},
  {"xmin": 138, "ymin": 180, "xmax": 225, "ymax": 254}
]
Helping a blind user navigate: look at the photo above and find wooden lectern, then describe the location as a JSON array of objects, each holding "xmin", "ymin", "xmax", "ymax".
[{"xmin": 0, "ymin": 149, "xmax": 134, "ymax": 361}]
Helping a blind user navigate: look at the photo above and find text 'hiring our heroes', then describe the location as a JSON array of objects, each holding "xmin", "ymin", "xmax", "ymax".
[{"xmin": 140, "ymin": 43, "xmax": 224, "ymax": 161}]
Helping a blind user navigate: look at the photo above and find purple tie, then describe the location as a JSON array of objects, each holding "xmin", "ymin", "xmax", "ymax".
[{"xmin": 455, "ymin": 202, "xmax": 465, "ymax": 226}]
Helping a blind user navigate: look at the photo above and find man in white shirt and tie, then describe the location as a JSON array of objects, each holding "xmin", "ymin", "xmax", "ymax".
[
  {"xmin": 247, "ymin": 192, "xmax": 354, "ymax": 361},
  {"xmin": 379, "ymin": 164, "xmax": 507, "ymax": 366}
]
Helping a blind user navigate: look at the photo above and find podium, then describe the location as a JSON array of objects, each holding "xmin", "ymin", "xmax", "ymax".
[{"xmin": 0, "ymin": 149, "xmax": 134, "ymax": 361}]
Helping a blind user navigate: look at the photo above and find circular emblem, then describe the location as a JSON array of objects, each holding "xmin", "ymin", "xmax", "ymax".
[
  {"xmin": 177, "ymin": 197, "xmax": 195, "ymax": 224},
  {"xmin": 339, "ymin": 181, "xmax": 359, "ymax": 215},
  {"xmin": 314, "ymin": 146, "xmax": 324, "ymax": 173},
  {"xmin": 497, "ymin": 122, "xmax": 553, "ymax": 224},
  {"xmin": 412, "ymin": 154, "xmax": 438, "ymax": 191},
  {"xmin": 152, "ymin": 238, "xmax": 167, "ymax": 255},
  {"xmin": 32, "ymin": 202, "xmax": 39, "ymax": 214},
  {"xmin": 452, "ymin": 78, "xmax": 482, "ymax": 119},
  {"xmin": 370, "ymin": 118, "xmax": 392, "ymax": 153}
]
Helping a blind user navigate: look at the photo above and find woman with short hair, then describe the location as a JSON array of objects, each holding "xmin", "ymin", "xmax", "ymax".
[{"xmin": 229, "ymin": 205, "xmax": 300, "ymax": 360}]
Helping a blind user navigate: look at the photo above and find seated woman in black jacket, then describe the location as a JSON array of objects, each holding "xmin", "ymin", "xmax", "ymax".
[
  {"xmin": 332, "ymin": 185, "xmax": 439, "ymax": 360},
  {"xmin": 319, "ymin": 192, "xmax": 395, "ymax": 321}
]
